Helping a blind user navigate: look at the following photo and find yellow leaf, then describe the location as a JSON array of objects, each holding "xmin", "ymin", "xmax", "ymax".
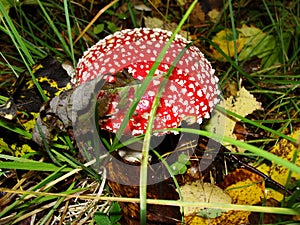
[
  {"xmin": 226, "ymin": 179, "xmax": 264, "ymax": 205},
  {"xmin": 256, "ymin": 129, "xmax": 300, "ymax": 201},
  {"xmin": 182, "ymin": 168, "xmax": 264, "ymax": 225},
  {"xmin": 222, "ymin": 168, "xmax": 265, "ymax": 205},
  {"xmin": 184, "ymin": 208, "xmax": 251, "ymax": 225},
  {"xmin": 208, "ymin": 9, "xmax": 220, "ymax": 22},
  {"xmin": 210, "ymin": 29, "xmax": 245, "ymax": 61},
  {"xmin": 0, "ymin": 138, "xmax": 12, "ymax": 154},
  {"xmin": 23, "ymin": 112, "xmax": 39, "ymax": 132}
]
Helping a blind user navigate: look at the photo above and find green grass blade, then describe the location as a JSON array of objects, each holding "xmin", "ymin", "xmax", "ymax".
[
  {"xmin": 228, "ymin": 0, "xmax": 238, "ymax": 64},
  {"xmin": 0, "ymin": 1, "xmax": 34, "ymax": 65},
  {"xmin": 138, "ymin": 1, "xmax": 198, "ymax": 223},
  {"xmin": 0, "ymin": 161, "xmax": 66, "ymax": 171},
  {"xmin": 63, "ymin": 0, "xmax": 76, "ymax": 68},
  {"xmin": 36, "ymin": 0, "xmax": 72, "ymax": 58},
  {"xmin": 0, "ymin": 120, "xmax": 32, "ymax": 139}
]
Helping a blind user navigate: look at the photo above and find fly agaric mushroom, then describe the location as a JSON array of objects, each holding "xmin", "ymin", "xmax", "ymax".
[{"xmin": 74, "ymin": 28, "xmax": 220, "ymax": 136}]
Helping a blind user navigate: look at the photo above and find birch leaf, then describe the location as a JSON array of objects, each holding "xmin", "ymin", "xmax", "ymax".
[
  {"xmin": 183, "ymin": 169, "xmax": 264, "ymax": 225},
  {"xmin": 256, "ymin": 129, "xmax": 300, "ymax": 201},
  {"xmin": 206, "ymin": 87, "xmax": 262, "ymax": 152},
  {"xmin": 180, "ymin": 181, "xmax": 231, "ymax": 216}
]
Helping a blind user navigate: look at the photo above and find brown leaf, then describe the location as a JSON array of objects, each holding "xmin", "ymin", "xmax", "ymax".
[
  {"xmin": 189, "ymin": 3, "xmax": 205, "ymax": 25},
  {"xmin": 222, "ymin": 168, "xmax": 265, "ymax": 205}
]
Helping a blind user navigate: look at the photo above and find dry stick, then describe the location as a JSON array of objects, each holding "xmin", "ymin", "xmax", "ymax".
[
  {"xmin": 147, "ymin": 0, "xmax": 167, "ymax": 21},
  {"xmin": 216, "ymin": 140, "xmax": 294, "ymax": 196},
  {"xmin": 194, "ymin": 135, "xmax": 294, "ymax": 196},
  {"xmin": 73, "ymin": 0, "xmax": 119, "ymax": 45}
]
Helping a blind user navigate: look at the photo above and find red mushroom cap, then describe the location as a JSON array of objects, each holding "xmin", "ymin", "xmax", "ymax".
[{"xmin": 74, "ymin": 28, "xmax": 220, "ymax": 136}]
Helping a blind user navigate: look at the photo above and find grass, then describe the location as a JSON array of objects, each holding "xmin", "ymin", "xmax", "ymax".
[{"xmin": 0, "ymin": 0, "xmax": 300, "ymax": 224}]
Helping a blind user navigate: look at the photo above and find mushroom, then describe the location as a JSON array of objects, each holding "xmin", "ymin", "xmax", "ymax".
[{"xmin": 74, "ymin": 28, "xmax": 220, "ymax": 137}]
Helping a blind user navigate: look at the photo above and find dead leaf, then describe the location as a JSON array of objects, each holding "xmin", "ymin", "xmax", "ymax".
[
  {"xmin": 211, "ymin": 24, "xmax": 278, "ymax": 67},
  {"xmin": 180, "ymin": 182, "xmax": 232, "ymax": 225},
  {"xmin": 180, "ymin": 181, "xmax": 232, "ymax": 216},
  {"xmin": 182, "ymin": 168, "xmax": 264, "ymax": 225},
  {"xmin": 185, "ymin": 168, "xmax": 265, "ymax": 225},
  {"xmin": 144, "ymin": 16, "xmax": 164, "ymax": 28},
  {"xmin": 223, "ymin": 168, "xmax": 265, "ymax": 205},
  {"xmin": 256, "ymin": 129, "xmax": 300, "ymax": 201},
  {"xmin": 206, "ymin": 87, "xmax": 263, "ymax": 152},
  {"xmin": 233, "ymin": 122, "xmax": 249, "ymax": 140},
  {"xmin": 206, "ymin": 210, "xmax": 250, "ymax": 225},
  {"xmin": 189, "ymin": 2, "xmax": 205, "ymax": 25},
  {"xmin": 248, "ymin": 198, "xmax": 292, "ymax": 224},
  {"xmin": 210, "ymin": 29, "xmax": 245, "ymax": 61},
  {"xmin": 184, "ymin": 210, "xmax": 250, "ymax": 225},
  {"xmin": 207, "ymin": 9, "xmax": 220, "ymax": 22},
  {"xmin": 149, "ymin": 0, "xmax": 161, "ymax": 7}
]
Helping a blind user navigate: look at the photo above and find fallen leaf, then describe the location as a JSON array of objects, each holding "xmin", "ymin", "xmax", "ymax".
[
  {"xmin": 212, "ymin": 168, "xmax": 264, "ymax": 225},
  {"xmin": 207, "ymin": 9, "xmax": 220, "ymax": 22},
  {"xmin": 206, "ymin": 87, "xmax": 263, "ymax": 152},
  {"xmin": 211, "ymin": 24, "xmax": 279, "ymax": 68},
  {"xmin": 183, "ymin": 211, "xmax": 250, "ymax": 225},
  {"xmin": 256, "ymin": 129, "xmax": 300, "ymax": 201},
  {"xmin": 189, "ymin": 2, "xmax": 205, "ymax": 24},
  {"xmin": 248, "ymin": 198, "xmax": 293, "ymax": 224},
  {"xmin": 223, "ymin": 168, "xmax": 265, "ymax": 205},
  {"xmin": 182, "ymin": 169, "xmax": 264, "ymax": 225},
  {"xmin": 237, "ymin": 24, "xmax": 265, "ymax": 45},
  {"xmin": 206, "ymin": 210, "xmax": 251, "ymax": 225},
  {"xmin": 151, "ymin": 0, "xmax": 161, "ymax": 7},
  {"xmin": 237, "ymin": 24, "xmax": 277, "ymax": 61},
  {"xmin": 144, "ymin": 16, "xmax": 164, "ymax": 28},
  {"xmin": 180, "ymin": 181, "xmax": 232, "ymax": 216},
  {"xmin": 210, "ymin": 29, "xmax": 245, "ymax": 61}
]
